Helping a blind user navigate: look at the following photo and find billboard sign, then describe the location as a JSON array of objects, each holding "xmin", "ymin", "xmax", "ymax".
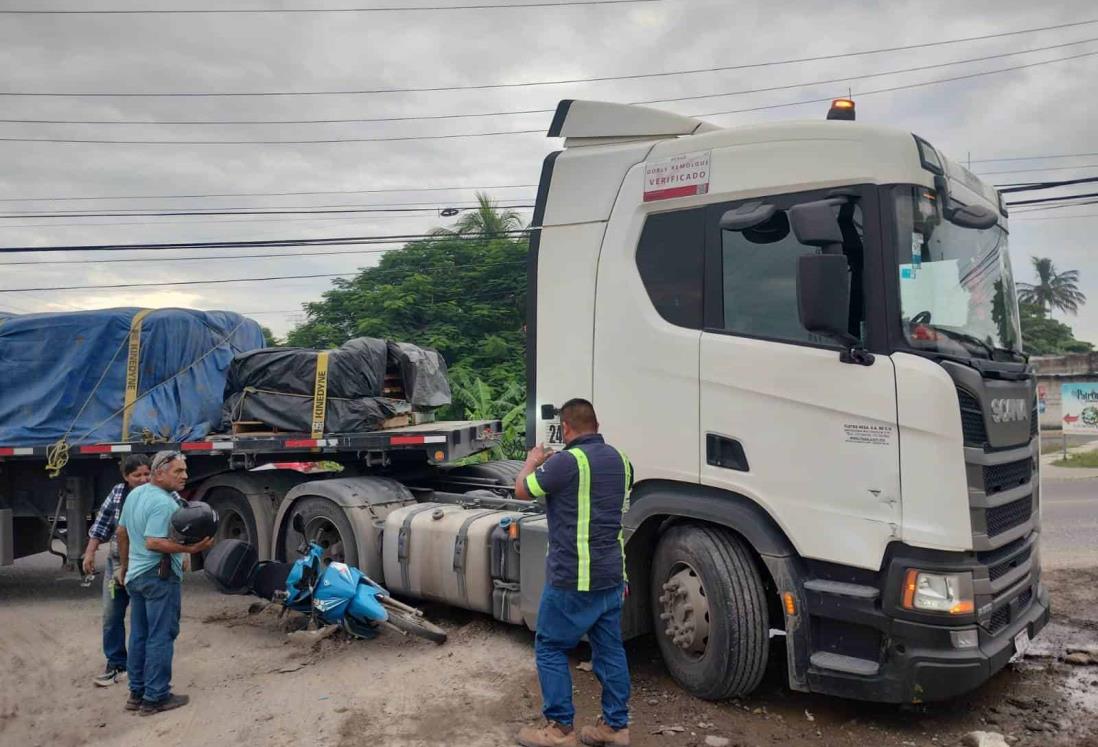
[{"xmin": 1060, "ymin": 382, "xmax": 1098, "ymax": 434}]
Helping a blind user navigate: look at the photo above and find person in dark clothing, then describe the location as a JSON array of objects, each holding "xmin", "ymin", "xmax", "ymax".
[
  {"xmin": 82, "ymin": 454, "xmax": 152, "ymax": 687},
  {"xmin": 515, "ymin": 399, "xmax": 633, "ymax": 747}
]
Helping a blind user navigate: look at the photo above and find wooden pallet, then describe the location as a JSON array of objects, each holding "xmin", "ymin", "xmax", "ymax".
[{"xmin": 231, "ymin": 420, "xmax": 283, "ymax": 436}]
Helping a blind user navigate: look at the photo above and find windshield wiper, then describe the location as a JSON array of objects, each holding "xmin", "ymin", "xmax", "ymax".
[{"xmin": 932, "ymin": 327, "xmax": 997, "ymax": 360}]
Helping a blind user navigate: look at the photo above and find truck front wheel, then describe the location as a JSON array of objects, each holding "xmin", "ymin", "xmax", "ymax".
[{"xmin": 650, "ymin": 524, "xmax": 769, "ymax": 700}]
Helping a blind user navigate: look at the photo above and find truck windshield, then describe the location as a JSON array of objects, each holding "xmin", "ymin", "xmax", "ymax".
[{"xmin": 893, "ymin": 185, "xmax": 1022, "ymax": 360}]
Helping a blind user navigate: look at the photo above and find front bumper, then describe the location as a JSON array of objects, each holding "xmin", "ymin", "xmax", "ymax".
[{"xmin": 804, "ymin": 581, "xmax": 1049, "ymax": 702}]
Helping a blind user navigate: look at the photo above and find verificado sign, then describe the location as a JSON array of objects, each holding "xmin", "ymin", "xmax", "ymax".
[{"xmin": 644, "ymin": 150, "xmax": 710, "ymax": 202}]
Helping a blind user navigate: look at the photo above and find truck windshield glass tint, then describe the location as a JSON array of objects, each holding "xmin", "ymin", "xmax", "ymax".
[
  {"xmin": 635, "ymin": 208, "xmax": 705, "ymax": 329},
  {"xmin": 893, "ymin": 185, "xmax": 1021, "ymax": 359},
  {"xmin": 720, "ymin": 202, "xmax": 864, "ymax": 345}
]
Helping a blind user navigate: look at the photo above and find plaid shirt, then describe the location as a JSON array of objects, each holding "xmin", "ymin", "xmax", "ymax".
[
  {"xmin": 88, "ymin": 483, "xmax": 125, "ymax": 542},
  {"xmin": 88, "ymin": 483, "xmax": 185, "ymax": 543}
]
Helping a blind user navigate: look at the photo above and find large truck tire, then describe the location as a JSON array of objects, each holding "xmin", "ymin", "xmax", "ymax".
[
  {"xmin": 283, "ymin": 496, "xmax": 359, "ymax": 568},
  {"xmin": 205, "ymin": 487, "xmax": 263, "ymax": 548},
  {"xmin": 650, "ymin": 523, "xmax": 769, "ymax": 700}
]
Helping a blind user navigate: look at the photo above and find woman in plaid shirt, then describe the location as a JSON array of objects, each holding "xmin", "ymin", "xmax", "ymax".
[{"xmin": 82, "ymin": 455, "xmax": 151, "ymax": 687}]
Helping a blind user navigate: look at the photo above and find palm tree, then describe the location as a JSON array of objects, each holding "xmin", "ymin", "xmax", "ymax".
[
  {"xmin": 430, "ymin": 192, "xmax": 525, "ymax": 238},
  {"xmin": 1017, "ymin": 257, "xmax": 1086, "ymax": 317}
]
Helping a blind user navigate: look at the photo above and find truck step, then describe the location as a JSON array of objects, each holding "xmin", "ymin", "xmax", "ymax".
[
  {"xmin": 803, "ymin": 579, "xmax": 879, "ymax": 600},
  {"xmin": 809, "ymin": 652, "xmax": 880, "ymax": 676}
]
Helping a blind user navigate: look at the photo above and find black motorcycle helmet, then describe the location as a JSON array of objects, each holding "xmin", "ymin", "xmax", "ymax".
[{"xmin": 171, "ymin": 501, "xmax": 219, "ymax": 544}]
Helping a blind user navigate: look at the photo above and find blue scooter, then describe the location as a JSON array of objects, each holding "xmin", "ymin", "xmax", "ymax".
[{"xmin": 205, "ymin": 514, "xmax": 446, "ymax": 644}]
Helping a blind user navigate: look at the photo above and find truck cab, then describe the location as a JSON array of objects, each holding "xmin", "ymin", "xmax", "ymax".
[{"xmin": 528, "ymin": 99, "xmax": 1046, "ymax": 702}]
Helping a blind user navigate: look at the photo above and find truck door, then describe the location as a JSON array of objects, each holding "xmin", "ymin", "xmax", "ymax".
[{"xmin": 698, "ymin": 188, "xmax": 901, "ymax": 570}]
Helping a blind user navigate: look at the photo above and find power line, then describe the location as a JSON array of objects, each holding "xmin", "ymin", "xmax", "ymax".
[
  {"xmin": 0, "ymin": 202, "xmax": 535, "ymax": 219},
  {"xmin": 5, "ymin": 48, "xmax": 1094, "ymax": 145},
  {"xmin": 1006, "ymin": 190, "xmax": 1098, "ymax": 207},
  {"xmin": 0, "ymin": 183, "xmax": 539, "ymax": 204},
  {"xmin": 971, "ymin": 151, "xmax": 1098, "ymax": 164},
  {"xmin": 0, "ymin": 229, "xmax": 534, "ymax": 253},
  {"xmin": 0, "ymin": 1, "xmax": 655, "ymax": 14},
  {"xmin": 694, "ymin": 49, "xmax": 1098, "ymax": 119},
  {"xmin": 998, "ymin": 176, "xmax": 1098, "ymax": 194},
  {"xmin": 0, "ymin": 273, "xmax": 527, "ymax": 294},
  {"xmin": 3, "ymin": 17, "xmax": 1096, "ymax": 97},
  {"xmin": 985, "ymin": 164, "xmax": 1098, "ymax": 179},
  {"xmin": 0, "ymin": 247, "xmax": 528, "ymax": 269},
  {"xmin": 6, "ymin": 36, "xmax": 1097, "ymax": 127}
]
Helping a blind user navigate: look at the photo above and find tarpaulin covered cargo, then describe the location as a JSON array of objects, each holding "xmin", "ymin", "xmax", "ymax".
[
  {"xmin": 0, "ymin": 308, "xmax": 264, "ymax": 445},
  {"xmin": 223, "ymin": 390, "xmax": 411, "ymax": 434},
  {"xmin": 387, "ymin": 341, "xmax": 451, "ymax": 408},
  {"xmin": 226, "ymin": 337, "xmax": 388, "ymax": 399}
]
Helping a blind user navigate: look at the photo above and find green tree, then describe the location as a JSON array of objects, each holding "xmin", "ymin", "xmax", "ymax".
[
  {"xmin": 1018, "ymin": 302, "xmax": 1093, "ymax": 355},
  {"xmin": 449, "ymin": 369, "xmax": 526, "ymax": 460},
  {"xmin": 430, "ymin": 192, "xmax": 525, "ymax": 238},
  {"xmin": 258, "ymin": 325, "xmax": 282, "ymax": 347},
  {"xmin": 1017, "ymin": 257, "xmax": 1087, "ymax": 316}
]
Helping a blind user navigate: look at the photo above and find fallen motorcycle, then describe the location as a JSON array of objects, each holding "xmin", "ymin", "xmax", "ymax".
[{"xmin": 204, "ymin": 514, "xmax": 446, "ymax": 644}]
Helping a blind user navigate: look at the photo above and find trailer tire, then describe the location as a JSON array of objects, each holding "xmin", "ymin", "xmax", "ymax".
[
  {"xmin": 650, "ymin": 523, "xmax": 769, "ymax": 700},
  {"xmin": 205, "ymin": 487, "xmax": 261, "ymax": 548},
  {"xmin": 284, "ymin": 497, "xmax": 359, "ymax": 568}
]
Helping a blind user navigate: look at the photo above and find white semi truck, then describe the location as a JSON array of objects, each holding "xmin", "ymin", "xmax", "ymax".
[{"xmin": 0, "ymin": 98, "xmax": 1045, "ymax": 704}]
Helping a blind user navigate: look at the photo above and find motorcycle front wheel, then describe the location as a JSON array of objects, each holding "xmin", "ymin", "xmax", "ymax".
[{"xmin": 381, "ymin": 598, "xmax": 447, "ymax": 644}]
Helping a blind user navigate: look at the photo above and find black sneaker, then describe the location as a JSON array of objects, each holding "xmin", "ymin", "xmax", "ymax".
[
  {"xmin": 139, "ymin": 693, "xmax": 190, "ymax": 716},
  {"xmin": 94, "ymin": 666, "xmax": 126, "ymax": 688},
  {"xmin": 125, "ymin": 692, "xmax": 143, "ymax": 711}
]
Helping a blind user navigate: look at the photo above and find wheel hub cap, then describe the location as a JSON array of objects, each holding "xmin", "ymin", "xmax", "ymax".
[{"xmin": 659, "ymin": 566, "xmax": 710, "ymax": 656}]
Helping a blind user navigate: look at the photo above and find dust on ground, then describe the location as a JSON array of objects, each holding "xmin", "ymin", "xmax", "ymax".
[{"xmin": 1, "ymin": 558, "xmax": 1096, "ymax": 747}]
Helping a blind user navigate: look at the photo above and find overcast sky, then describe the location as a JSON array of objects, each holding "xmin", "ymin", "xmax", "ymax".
[{"xmin": 0, "ymin": 0, "xmax": 1095, "ymax": 342}]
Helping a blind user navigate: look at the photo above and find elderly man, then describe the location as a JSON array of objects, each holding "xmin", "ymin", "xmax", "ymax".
[
  {"xmin": 515, "ymin": 399, "xmax": 634, "ymax": 747},
  {"xmin": 117, "ymin": 450, "xmax": 213, "ymax": 716}
]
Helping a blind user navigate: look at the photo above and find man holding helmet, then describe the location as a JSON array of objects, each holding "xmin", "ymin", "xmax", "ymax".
[{"xmin": 117, "ymin": 450, "xmax": 216, "ymax": 716}]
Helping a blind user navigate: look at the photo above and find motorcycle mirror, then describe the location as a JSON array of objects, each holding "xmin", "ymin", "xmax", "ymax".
[{"xmin": 291, "ymin": 513, "xmax": 306, "ymax": 534}]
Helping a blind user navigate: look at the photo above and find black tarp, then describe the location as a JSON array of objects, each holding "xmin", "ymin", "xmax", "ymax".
[
  {"xmin": 387, "ymin": 341, "xmax": 451, "ymax": 408},
  {"xmin": 223, "ymin": 390, "xmax": 410, "ymax": 434},
  {"xmin": 226, "ymin": 337, "xmax": 388, "ymax": 400}
]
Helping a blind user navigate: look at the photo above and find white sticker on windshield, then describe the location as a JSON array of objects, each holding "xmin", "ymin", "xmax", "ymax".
[{"xmin": 911, "ymin": 233, "xmax": 923, "ymax": 269}]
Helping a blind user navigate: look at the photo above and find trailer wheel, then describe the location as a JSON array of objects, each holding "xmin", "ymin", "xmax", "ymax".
[
  {"xmin": 205, "ymin": 487, "xmax": 259, "ymax": 547},
  {"xmin": 650, "ymin": 524, "xmax": 769, "ymax": 700},
  {"xmin": 284, "ymin": 497, "xmax": 359, "ymax": 568}
]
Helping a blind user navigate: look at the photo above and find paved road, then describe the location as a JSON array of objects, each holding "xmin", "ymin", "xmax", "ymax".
[{"xmin": 1042, "ymin": 476, "xmax": 1098, "ymax": 569}]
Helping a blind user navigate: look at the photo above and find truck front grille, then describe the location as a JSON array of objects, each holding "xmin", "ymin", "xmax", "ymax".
[
  {"xmin": 1030, "ymin": 401, "xmax": 1038, "ymax": 437},
  {"xmin": 988, "ymin": 606, "xmax": 1010, "ymax": 634},
  {"xmin": 984, "ymin": 458, "xmax": 1032, "ymax": 495},
  {"xmin": 957, "ymin": 389, "xmax": 987, "ymax": 446},
  {"xmin": 986, "ymin": 495, "xmax": 1033, "ymax": 537},
  {"xmin": 988, "ymin": 545, "xmax": 1032, "ymax": 582}
]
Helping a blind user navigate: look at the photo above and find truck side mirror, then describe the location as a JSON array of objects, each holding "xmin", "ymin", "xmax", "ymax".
[
  {"xmin": 797, "ymin": 254, "xmax": 851, "ymax": 342},
  {"xmin": 789, "ymin": 200, "xmax": 844, "ymax": 253},
  {"xmin": 946, "ymin": 203, "xmax": 999, "ymax": 230},
  {"xmin": 797, "ymin": 254, "xmax": 873, "ymax": 365},
  {"xmin": 720, "ymin": 201, "xmax": 777, "ymax": 231}
]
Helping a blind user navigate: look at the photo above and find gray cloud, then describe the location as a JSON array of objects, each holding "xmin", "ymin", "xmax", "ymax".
[{"xmin": 0, "ymin": 0, "xmax": 1095, "ymax": 340}]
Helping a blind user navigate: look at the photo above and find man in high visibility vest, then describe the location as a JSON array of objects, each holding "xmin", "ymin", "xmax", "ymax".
[{"xmin": 515, "ymin": 398, "xmax": 633, "ymax": 747}]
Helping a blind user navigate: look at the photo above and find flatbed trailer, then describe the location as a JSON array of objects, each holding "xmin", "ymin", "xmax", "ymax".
[{"xmin": 0, "ymin": 419, "xmax": 503, "ymax": 568}]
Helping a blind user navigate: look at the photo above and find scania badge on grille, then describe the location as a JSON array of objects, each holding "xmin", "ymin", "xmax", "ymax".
[{"xmin": 989, "ymin": 398, "xmax": 1028, "ymax": 424}]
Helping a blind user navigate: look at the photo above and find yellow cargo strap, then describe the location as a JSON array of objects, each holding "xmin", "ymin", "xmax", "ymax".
[
  {"xmin": 120, "ymin": 309, "xmax": 152, "ymax": 441},
  {"xmin": 311, "ymin": 351, "xmax": 330, "ymax": 439}
]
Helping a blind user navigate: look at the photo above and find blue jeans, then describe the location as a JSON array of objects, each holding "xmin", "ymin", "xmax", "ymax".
[
  {"xmin": 535, "ymin": 584, "xmax": 631, "ymax": 729},
  {"xmin": 126, "ymin": 568, "xmax": 181, "ymax": 704},
  {"xmin": 102, "ymin": 556, "xmax": 130, "ymax": 671}
]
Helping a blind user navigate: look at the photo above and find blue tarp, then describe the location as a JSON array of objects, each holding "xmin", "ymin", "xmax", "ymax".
[{"xmin": 0, "ymin": 308, "xmax": 265, "ymax": 445}]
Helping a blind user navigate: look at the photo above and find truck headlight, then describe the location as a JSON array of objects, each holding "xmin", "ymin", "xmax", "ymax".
[{"xmin": 901, "ymin": 570, "xmax": 975, "ymax": 614}]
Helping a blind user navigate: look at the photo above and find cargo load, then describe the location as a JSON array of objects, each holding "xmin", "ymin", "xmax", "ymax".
[
  {"xmin": 0, "ymin": 308, "xmax": 264, "ymax": 445},
  {"xmin": 222, "ymin": 336, "xmax": 451, "ymax": 435}
]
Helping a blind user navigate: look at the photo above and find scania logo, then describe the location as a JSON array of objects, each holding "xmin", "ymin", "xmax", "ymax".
[{"xmin": 990, "ymin": 398, "xmax": 1028, "ymax": 424}]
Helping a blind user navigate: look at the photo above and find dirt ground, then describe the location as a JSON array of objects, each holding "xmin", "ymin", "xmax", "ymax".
[{"xmin": 2, "ymin": 551, "xmax": 1096, "ymax": 747}]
